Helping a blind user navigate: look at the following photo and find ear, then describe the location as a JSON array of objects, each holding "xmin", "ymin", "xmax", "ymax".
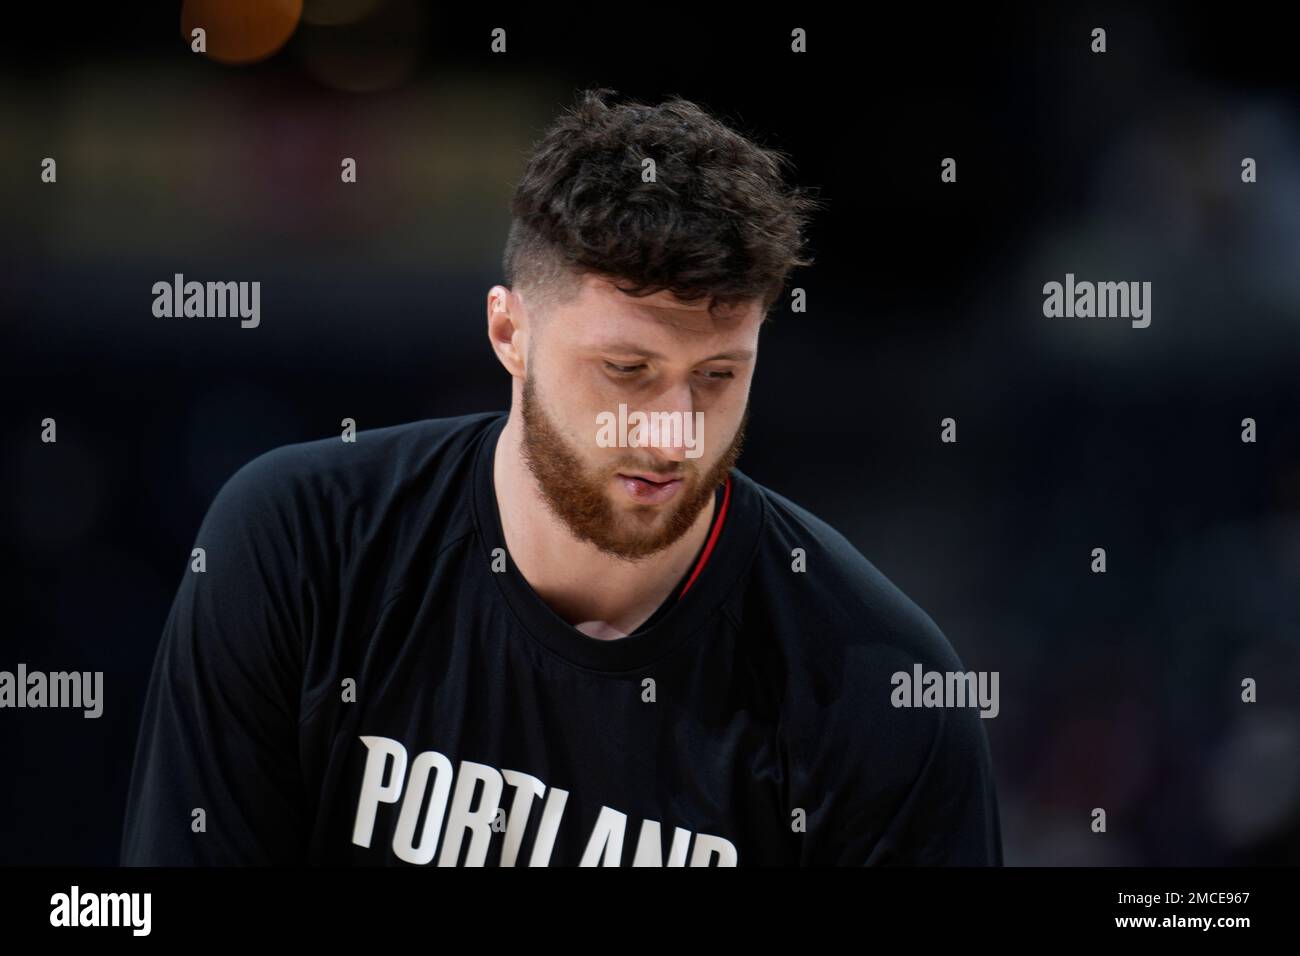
[{"xmin": 486, "ymin": 285, "xmax": 526, "ymax": 378}]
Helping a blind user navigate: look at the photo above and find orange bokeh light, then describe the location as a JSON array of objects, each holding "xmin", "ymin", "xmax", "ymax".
[{"xmin": 180, "ymin": 0, "xmax": 304, "ymax": 65}]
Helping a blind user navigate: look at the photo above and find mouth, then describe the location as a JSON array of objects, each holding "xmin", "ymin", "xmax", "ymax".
[{"xmin": 615, "ymin": 471, "xmax": 684, "ymax": 505}]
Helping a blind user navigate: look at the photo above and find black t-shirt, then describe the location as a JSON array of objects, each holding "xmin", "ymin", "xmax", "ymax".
[{"xmin": 120, "ymin": 411, "xmax": 1003, "ymax": 866}]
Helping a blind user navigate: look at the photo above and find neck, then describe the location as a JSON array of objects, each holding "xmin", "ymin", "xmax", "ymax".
[{"xmin": 492, "ymin": 409, "xmax": 717, "ymax": 639}]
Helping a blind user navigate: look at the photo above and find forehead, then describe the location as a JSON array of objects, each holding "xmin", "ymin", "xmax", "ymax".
[{"xmin": 556, "ymin": 275, "xmax": 763, "ymax": 346}]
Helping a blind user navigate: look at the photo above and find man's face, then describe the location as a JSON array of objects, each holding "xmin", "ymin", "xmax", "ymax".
[{"xmin": 518, "ymin": 275, "xmax": 762, "ymax": 560}]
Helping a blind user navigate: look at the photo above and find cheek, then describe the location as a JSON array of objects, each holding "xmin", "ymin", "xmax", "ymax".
[
  {"xmin": 559, "ymin": 362, "xmax": 608, "ymax": 411},
  {"xmin": 539, "ymin": 364, "xmax": 598, "ymax": 433},
  {"xmin": 705, "ymin": 387, "xmax": 748, "ymax": 442}
]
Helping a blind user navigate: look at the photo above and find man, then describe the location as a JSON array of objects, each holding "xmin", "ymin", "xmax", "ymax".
[{"xmin": 121, "ymin": 88, "xmax": 1002, "ymax": 866}]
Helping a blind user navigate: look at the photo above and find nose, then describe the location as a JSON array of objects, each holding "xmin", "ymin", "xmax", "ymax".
[
  {"xmin": 650, "ymin": 437, "xmax": 688, "ymax": 466},
  {"xmin": 643, "ymin": 385, "xmax": 699, "ymax": 465}
]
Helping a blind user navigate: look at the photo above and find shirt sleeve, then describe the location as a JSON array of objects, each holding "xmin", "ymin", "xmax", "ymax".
[
  {"xmin": 871, "ymin": 692, "xmax": 1004, "ymax": 865},
  {"xmin": 120, "ymin": 450, "xmax": 311, "ymax": 865},
  {"xmin": 793, "ymin": 639, "xmax": 1005, "ymax": 867}
]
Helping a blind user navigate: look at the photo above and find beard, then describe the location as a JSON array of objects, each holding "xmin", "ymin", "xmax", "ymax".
[{"xmin": 519, "ymin": 373, "xmax": 747, "ymax": 561}]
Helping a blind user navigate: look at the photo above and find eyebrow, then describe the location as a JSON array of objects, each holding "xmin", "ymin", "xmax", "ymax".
[{"xmin": 597, "ymin": 343, "xmax": 755, "ymax": 362}]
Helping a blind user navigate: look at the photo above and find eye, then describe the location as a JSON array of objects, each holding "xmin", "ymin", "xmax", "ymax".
[
  {"xmin": 698, "ymin": 368, "xmax": 735, "ymax": 381},
  {"xmin": 605, "ymin": 361, "xmax": 646, "ymax": 375}
]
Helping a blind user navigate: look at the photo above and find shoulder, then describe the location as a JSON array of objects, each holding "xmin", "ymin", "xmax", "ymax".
[
  {"xmin": 732, "ymin": 472, "xmax": 978, "ymax": 765},
  {"xmin": 223, "ymin": 412, "xmax": 500, "ymax": 500},
  {"xmin": 735, "ymin": 473, "xmax": 964, "ymax": 681},
  {"xmin": 207, "ymin": 412, "xmax": 501, "ymax": 525},
  {"xmin": 194, "ymin": 412, "xmax": 502, "ymax": 597},
  {"xmin": 735, "ymin": 476, "xmax": 1001, "ymax": 863}
]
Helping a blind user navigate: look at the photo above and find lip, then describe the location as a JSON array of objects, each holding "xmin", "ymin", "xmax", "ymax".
[
  {"xmin": 615, "ymin": 472, "xmax": 684, "ymax": 505},
  {"xmin": 619, "ymin": 470, "xmax": 684, "ymax": 483}
]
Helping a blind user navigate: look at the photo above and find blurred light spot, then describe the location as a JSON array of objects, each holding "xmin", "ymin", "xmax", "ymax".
[
  {"xmin": 1019, "ymin": 809, "xmax": 1139, "ymax": 866},
  {"xmin": 1206, "ymin": 712, "xmax": 1300, "ymax": 847},
  {"xmin": 297, "ymin": 0, "xmax": 421, "ymax": 92},
  {"xmin": 180, "ymin": 0, "xmax": 304, "ymax": 66}
]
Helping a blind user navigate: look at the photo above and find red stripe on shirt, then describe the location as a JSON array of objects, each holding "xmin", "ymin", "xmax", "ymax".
[{"xmin": 678, "ymin": 476, "xmax": 732, "ymax": 600}]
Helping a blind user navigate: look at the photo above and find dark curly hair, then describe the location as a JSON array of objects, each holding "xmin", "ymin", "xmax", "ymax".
[{"xmin": 503, "ymin": 87, "xmax": 822, "ymax": 319}]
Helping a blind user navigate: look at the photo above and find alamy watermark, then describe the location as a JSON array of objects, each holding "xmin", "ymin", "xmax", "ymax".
[
  {"xmin": 50, "ymin": 886, "xmax": 150, "ymax": 936},
  {"xmin": 152, "ymin": 273, "xmax": 260, "ymax": 328},
  {"xmin": 0, "ymin": 664, "xmax": 102, "ymax": 718},
  {"xmin": 891, "ymin": 663, "xmax": 999, "ymax": 719},
  {"xmin": 595, "ymin": 404, "xmax": 704, "ymax": 459},
  {"xmin": 1043, "ymin": 272, "xmax": 1151, "ymax": 328}
]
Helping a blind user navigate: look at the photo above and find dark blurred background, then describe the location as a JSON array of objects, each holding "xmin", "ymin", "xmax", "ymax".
[{"xmin": 2, "ymin": 2, "xmax": 1298, "ymax": 865}]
